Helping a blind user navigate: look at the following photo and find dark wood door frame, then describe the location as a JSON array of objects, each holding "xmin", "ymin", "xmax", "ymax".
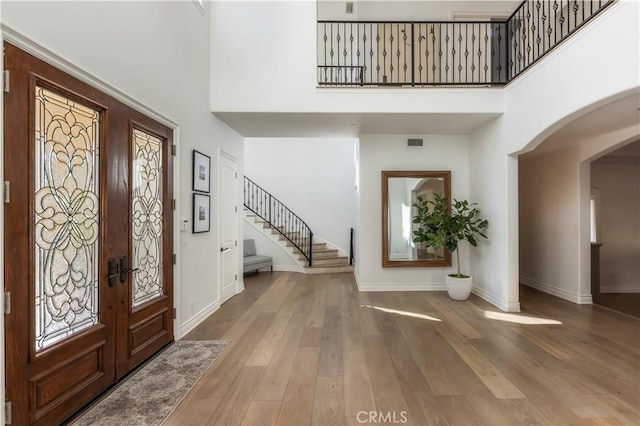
[
  {"xmin": 116, "ymin": 110, "xmax": 174, "ymax": 379},
  {"xmin": 3, "ymin": 42, "xmax": 174, "ymax": 425}
]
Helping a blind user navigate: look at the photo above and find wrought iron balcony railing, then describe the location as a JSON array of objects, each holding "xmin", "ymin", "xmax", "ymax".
[{"xmin": 318, "ymin": 0, "xmax": 614, "ymax": 87}]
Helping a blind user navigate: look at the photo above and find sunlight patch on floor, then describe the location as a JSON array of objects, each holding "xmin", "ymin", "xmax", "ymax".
[
  {"xmin": 484, "ymin": 310, "xmax": 562, "ymax": 325},
  {"xmin": 361, "ymin": 305, "xmax": 442, "ymax": 321}
]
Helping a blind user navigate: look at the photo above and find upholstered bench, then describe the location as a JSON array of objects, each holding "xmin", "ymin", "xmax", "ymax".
[{"xmin": 243, "ymin": 239, "xmax": 273, "ymax": 273}]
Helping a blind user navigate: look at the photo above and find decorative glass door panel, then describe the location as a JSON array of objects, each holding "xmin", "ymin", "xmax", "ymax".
[
  {"xmin": 4, "ymin": 43, "xmax": 174, "ymax": 425},
  {"xmin": 131, "ymin": 128, "xmax": 164, "ymax": 307},
  {"xmin": 115, "ymin": 112, "xmax": 173, "ymax": 379},
  {"xmin": 34, "ymin": 86, "xmax": 101, "ymax": 351}
]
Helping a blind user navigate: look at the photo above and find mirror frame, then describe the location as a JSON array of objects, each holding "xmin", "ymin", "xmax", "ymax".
[{"xmin": 382, "ymin": 170, "xmax": 452, "ymax": 268}]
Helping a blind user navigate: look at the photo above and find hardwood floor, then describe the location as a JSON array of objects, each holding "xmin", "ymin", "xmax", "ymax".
[
  {"xmin": 595, "ymin": 293, "xmax": 640, "ymax": 318},
  {"xmin": 166, "ymin": 272, "xmax": 640, "ymax": 425}
]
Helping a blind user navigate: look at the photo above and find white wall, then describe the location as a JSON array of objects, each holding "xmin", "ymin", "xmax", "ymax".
[
  {"xmin": 468, "ymin": 117, "xmax": 521, "ymax": 311},
  {"xmin": 355, "ymin": 1, "xmax": 518, "ymax": 21},
  {"xmin": 211, "ymin": 0, "xmax": 504, "ymax": 115},
  {"xmin": 244, "ymin": 137, "xmax": 357, "ymax": 253},
  {"xmin": 505, "ymin": 0, "xmax": 640, "ymax": 156},
  {"xmin": 518, "ymin": 129, "xmax": 640, "ymax": 303},
  {"xmin": 318, "ymin": 0, "xmax": 359, "ymax": 20},
  {"xmin": 469, "ymin": 0, "xmax": 639, "ymax": 311},
  {"xmin": 591, "ymin": 160, "xmax": 640, "ymax": 293},
  {"xmin": 2, "ymin": 1, "xmax": 244, "ymax": 337},
  {"xmin": 318, "ymin": 0, "xmax": 519, "ymax": 21},
  {"xmin": 356, "ymin": 134, "xmax": 470, "ymax": 291},
  {"xmin": 243, "ymin": 219, "xmax": 303, "ymax": 273},
  {"xmin": 519, "ymin": 148, "xmax": 585, "ymax": 302}
]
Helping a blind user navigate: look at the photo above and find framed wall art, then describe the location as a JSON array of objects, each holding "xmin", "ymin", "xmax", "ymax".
[
  {"xmin": 192, "ymin": 150, "xmax": 211, "ymax": 193},
  {"xmin": 192, "ymin": 193, "xmax": 211, "ymax": 233}
]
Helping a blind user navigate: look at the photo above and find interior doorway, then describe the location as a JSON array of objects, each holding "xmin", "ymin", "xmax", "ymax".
[
  {"xmin": 3, "ymin": 43, "xmax": 175, "ymax": 424},
  {"xmin": 219, "ymin": 151, "xmax": 239, "ymax": 305},
  {"xmin": 590, "ymin": 141, "xmax": 640, "ymax": 317},
  {"xmin": 518, "ymin": 94, "xmax": 640, "ymax": 316}
]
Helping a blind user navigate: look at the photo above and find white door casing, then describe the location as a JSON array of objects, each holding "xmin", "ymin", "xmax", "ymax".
[{"xmin": 219, "ymin": 151, "xmax": 239, "ymax": 304}]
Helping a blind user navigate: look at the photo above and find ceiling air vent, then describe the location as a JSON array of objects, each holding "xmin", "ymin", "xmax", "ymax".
[
  {"xmin": 407, "ymin": 138, "xmax": 423, "ymax": 147},
  {"xmin": 346, "ymin": 2, "xmax": 354, "ymax": 14}
]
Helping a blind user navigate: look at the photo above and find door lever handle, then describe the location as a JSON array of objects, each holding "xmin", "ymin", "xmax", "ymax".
[
  {"xmin": 120, "ymin": 255, "xmax": 139, "ymax": 283},
  {"xmin": 108, "ymin": 257, "xmax": 119, "ymax": 287},
  {"xmin": 220, "ymin": 247, "xmax": 230, "ymax": 252}
]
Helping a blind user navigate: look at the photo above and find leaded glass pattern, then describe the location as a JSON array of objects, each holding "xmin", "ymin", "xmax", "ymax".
[
  {"xmin": 34, "ymin": 87, "xmax": 100, "ymax": 351},
  {"xmin": 131, "ymin": 129, "xmax": 164, "ymax": 307}
]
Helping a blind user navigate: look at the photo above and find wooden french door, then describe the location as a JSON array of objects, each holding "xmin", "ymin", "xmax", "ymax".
[{"xmin": 3, "ymin": 43, "xmax": 174, "ymax": 425}]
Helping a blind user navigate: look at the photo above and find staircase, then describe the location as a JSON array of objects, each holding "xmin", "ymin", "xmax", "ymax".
[
  {"xmin": 244, "ymin": 209, "xmax": 354, "ymax": 274},
  {"xmin": 243, "ymin": 176, "xmax": 353, "ymax": 274}
]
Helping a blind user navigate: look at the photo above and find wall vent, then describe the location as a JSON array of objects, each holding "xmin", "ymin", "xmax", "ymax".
[
  {"xmin": 407, "ymin": 138, "xmax": 423, "ymax": 147},
  {"xmin": 346, "ymin": 2, "xmax": 354, "ymax": 14}
]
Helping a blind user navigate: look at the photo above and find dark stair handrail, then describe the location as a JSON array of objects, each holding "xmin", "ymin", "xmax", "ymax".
[{"xmin": 243, "ymin": 176, "xmax": 313, "ymax": 266}]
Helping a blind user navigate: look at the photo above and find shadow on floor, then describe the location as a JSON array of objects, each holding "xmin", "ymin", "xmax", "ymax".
[{"xmin": 595, "ymin": 292, "xmax": 640, "ymax": 318}]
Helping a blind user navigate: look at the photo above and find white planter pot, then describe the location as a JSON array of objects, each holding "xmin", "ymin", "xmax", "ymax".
[{"xmin": 445, "ymin": 275, "xmax": 473, "ymax": 301}]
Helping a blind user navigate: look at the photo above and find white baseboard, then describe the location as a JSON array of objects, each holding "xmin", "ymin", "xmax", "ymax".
[
  {"xmin": 354, "ymin": 268, "xmax": 362, "ymax": 291},
  {"xmin": 356, "ymin": 282, "xmax": 446, "ymax": 292},
  {"xmin": 236, "ymin": 281, "xmax": 245, "ymax": 294},
  {"xmin": 600, "ymin": 285, "xmax": 640, "ymax": 294},
  {"xmin": 178, "ymin": 299, "xmax": 220, "ymax": 339},
  {"xmin": 354, "ymin": 269, "xmax": 519, "ymax": 312},
  {"xmin": 355, "ymin": 261, "xmax": 445, "ymax": 292},
  {"xmin": 272, "ymin": 265, "xmax": 305, "ymax": 273},
  {"xmin": 520, "ymin": 276, "xmax": 593, "ymax": 304},
  {"xmin": 471, "ymin": 286, "xmax": 520, "ymax": 312}
]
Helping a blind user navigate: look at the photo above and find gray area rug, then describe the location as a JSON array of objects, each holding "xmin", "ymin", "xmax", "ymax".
[{"xmin": 73, "ymin": 340, "xmax": 230, "ymax": 426}]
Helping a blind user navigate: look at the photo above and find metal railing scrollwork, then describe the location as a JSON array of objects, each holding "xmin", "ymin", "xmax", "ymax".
[
  {"xmin": 244, "ymin": 176, "xmax": 314, "ymax": 266},
  {"xmin": 318, "ymin": 0, "xmax": 614, "ymax": 87}
]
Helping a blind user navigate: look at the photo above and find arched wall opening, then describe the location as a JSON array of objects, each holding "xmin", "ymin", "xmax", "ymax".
[
  {"xmin": 517, "ymin": 93, "xmax": 639, "ymax": 306},
  {"xmin": 469, "ymin": 0, "xmax": 638, "ymax": 312}
]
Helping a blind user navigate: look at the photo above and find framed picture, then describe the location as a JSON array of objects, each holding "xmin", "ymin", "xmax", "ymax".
[
  {"xmin": 192, "ymin": 193, "xmax": 210, "ymax": 233},
  {"xmin": 192, "ymin": 150, "xmax": 210, "ymax": 193}
]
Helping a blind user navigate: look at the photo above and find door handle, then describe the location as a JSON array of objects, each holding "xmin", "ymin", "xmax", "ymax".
[
  {"xmin": 220, "ymin": 247, "xmax": 231, "ymax": 252},
  {"xmin": 120, "ymin": 255, "xmax": 139, "ymax": 283},
  {"xmin": 108, "ymin": 257, "xmax": 119, "ymax": 287}
]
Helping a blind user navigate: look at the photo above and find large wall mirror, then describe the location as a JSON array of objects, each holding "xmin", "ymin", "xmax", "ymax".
[{"xmin": 382, "ymin": 171, "xmax": 452, "ymax": 267}]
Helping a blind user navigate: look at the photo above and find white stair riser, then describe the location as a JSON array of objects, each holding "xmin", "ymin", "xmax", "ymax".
[
  {"xmin": 297, "ymin": 251, "xmax": 338, "ymax": 260},
  {"xmin": 286, "ymin": 242, "xmax": 327, "ymax": 250},
  {"xmin": 306, "ymin": 258, "xmax": 349, "ymax": 266},
  {"xmin": 304, "ymin": 265, "xmax": 355, "ymax": 274},
  {"xmin": 246, "ymin": 212, "xmax": 352, "ymax": 274}
]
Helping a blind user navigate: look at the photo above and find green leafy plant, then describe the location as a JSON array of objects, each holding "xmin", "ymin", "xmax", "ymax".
[{"xmin": 412, "ymin": 194, "xmax": 488, "ymax": 278}]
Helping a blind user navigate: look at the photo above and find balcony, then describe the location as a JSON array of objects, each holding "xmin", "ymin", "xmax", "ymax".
[
  {"xmin": 317, "ymin": 0, "xmax": 614, "ymax": 87},
  {"xmin": 210, "ymin": 0, "xmax": 634, "ymax": 136}
]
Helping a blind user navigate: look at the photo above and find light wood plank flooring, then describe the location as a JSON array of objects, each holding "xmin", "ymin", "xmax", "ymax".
[
  {"xmin": 595, "ymin": 293, "xmax": 640, "ymax": 319},
  {"xmin": 166, "ymin": 272, "xmax": 640, "ymax": 425}
]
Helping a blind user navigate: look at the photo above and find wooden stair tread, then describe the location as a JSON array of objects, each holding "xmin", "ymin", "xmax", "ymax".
[
  {"xmin": 245, "ymin": 209, "xmax": 353, "ymax": 274},
  {"xmin": 303, "ymin": 265, "xmax": 354, "ymax": 274}
]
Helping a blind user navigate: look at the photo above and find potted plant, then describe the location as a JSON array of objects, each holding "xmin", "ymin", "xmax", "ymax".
[{"xmin": 412, "ymin": 194, "xmax": 488, "ymax": 300}]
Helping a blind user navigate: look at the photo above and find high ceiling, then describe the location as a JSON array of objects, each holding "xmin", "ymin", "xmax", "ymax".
[
  {"xmin": 219, "ymin": 2, "xmax": 637, "ymax": 140},
  {"xmin": 215, "ymin": 111, "xmax": 501, "ymax": 137},
  {"xmin": 318, "ymin": 0, "xmax": 522, "ymax": 21}
]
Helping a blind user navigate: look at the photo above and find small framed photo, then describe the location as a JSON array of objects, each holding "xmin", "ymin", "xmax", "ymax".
[
  {"xmin": 192, "ymin": 193, "xmax": 210, "ymax": 233},
  {"xmin": 192, "ymin": 150, "xmax": 211, "ymax": 193}
]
